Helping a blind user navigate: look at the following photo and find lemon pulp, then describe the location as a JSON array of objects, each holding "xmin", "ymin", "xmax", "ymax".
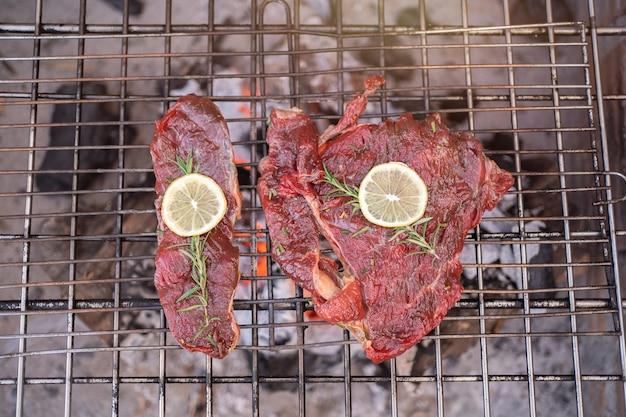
[
  {"xmin": 161, "ymin": 173, "xmax": 227, "ymax": 237},
  {"xmin": 358, "ymin": 162, "xmax": 428, "ymax": 228}
]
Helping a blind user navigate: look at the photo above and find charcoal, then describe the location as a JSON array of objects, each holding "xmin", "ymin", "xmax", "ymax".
[
  {"xmin": 38, "ymin": 189, "xmax": 157, "ymax": 345},
  {"xmin": 510, "ymin": 0, "xmax": 573, "ymax": 25},
  {"xmin": 355, "ymin": 36, "xmax": 415, "ymax": 81},
  {"xmin": 101, "ymin": 0, "xmax": 143, "ymax": 15},
  {"xmin": 527, "ymin": 241, "xmax": 556, "ymax": 299},
  {"xmin": 35, "ymin": 83, "xmax": 135, "ymax": 193}
]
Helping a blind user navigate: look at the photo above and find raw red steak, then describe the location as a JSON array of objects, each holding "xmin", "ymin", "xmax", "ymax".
[
  {"xmin": 151, "ymin": 95, "xmax": 241, "ymax": 358},
  {"xmin": 258, "ymin": 76, "xmax": 514, "ymax": 363}
]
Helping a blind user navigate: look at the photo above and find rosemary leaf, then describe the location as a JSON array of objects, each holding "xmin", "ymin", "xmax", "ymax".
[
  {"xmin": 351, "ymin": 225, "xmax": 370, "ymax": 237},
  {"xmin": 193, "ymin": 326, "xmax": 206, "ymax": 343},
  {"xmin": 176, "ymin": 286, "xmax": 201, "ymax": 303},
  {"xmin": 206, "ymin": 333, "xmax": 217, "ymax": 347},
  {"xmin": 274, "ymin": 241, "xmax": 286, "ymax": 256},
  {"xmin": 177, "ymin": 303, "xmax": 204, "ymax": 313},
  {"xmin": 322, "ymin": 164, "xmax": 360, "ymax": 209},
  {"xmin": 348, "ymin": 144, "xmax": 367, "ymax": 153},
  {"xmin": 175, "ymin": 153, "xmax": 196, "ymax": 175}
]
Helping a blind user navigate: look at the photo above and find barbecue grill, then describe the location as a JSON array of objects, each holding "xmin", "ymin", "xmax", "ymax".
[{"xmin": 2, "ymin": 0, "xmax": 626, "ymax": 416}]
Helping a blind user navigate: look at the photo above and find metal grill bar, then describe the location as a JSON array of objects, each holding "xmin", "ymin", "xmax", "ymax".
[
  {"xmin": 1, "ymin": 0, "xmax": 626, "ymax": 416},
  {"xmin": 1, "ymin": 373, "xmax": 624, "ymax": 386},
  {"xmin": 586, "ymin": 0, "xmax": 626, "ymax": 409},
  {"xmin": 3, "ymin": 22, "xmax": 626, "ymax": 37}
]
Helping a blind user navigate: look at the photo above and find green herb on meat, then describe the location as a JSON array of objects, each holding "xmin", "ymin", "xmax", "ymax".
[
  {"xmin": 322, "ymin": 163, "xmax": 360, "ymax": 213},
  {"xmin": 273, "ymin": 240, "xmax": 286, "ymax": 256},
  {"xmin": 167, "ymin": 153, "xmax": 219, "ymax": 346},
  {"xmin": 175, "ymin": 153, "xmax": 198, "ymax": 175},
  {"xmin": 388, "ymin": 217, "xmax": 445, "ymax": 257},
  {"xmin": 171, "ymin": 234, "xmax": 220, "ymax": 346},
  {"xmin": 351, "ymin": 225, "xmax": 370, "ymax": 237},
  {"xmin": 324, "ymin": 163, "xmax": 442, "ymax": 256}
]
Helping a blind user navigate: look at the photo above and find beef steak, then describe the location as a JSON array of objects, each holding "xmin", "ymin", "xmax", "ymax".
[
  {"xmin": 258, "ymin": 76, "xmax": 514, "ymax": 363},
  {"xmin": 151, "ymin": 95, "xmax": 241, "ymax": 358}
]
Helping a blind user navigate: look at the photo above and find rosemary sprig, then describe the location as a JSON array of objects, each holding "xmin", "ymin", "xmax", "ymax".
[
  {"xmin": 167, "ymin": 153, "xmax": 219, "ymax": 346},
  {"xmin": 322, "ymin": 163, "xmax": 360, "ymax": 213},
  {"xmin": 174, "ymin": 153, "xmax": 198, "ymax": 176},
  {"xmin": 323, "ymin": 164, "xmax": 443, "ymax": 257},
  {"xmin": 388, "ymin": 217, "xmax": 445, "ymax": 258},
  {"xmin": 171, "ymin": 231, "xmax": 220, "ymax": 346}
]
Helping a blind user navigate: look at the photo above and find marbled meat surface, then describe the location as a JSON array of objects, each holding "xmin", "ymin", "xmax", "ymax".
[
  {"xmin": 151, "ymin": 95, "xmax": 241, "ymax": 358},
  {"xmin": 258, "ymin": 76, "xmax": 514, "ymax": 363}
]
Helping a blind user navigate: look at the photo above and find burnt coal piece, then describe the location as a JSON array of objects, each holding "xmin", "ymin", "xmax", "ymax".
[
  {"xmin": 101, "ymin": 0, "xmax": 143, "ymax": 15},
  {"xmin": 35, "ymin": 83, "xmax": 135, "ymax": 193}
]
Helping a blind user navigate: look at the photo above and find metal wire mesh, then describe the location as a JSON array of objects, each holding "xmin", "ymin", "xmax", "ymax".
[{"xmin": 1, "ymin": 0, "xmax": 626, "ymax": 416}]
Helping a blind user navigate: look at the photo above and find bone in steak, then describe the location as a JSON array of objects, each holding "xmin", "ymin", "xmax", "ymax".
[
  {"xmin": 151, "ymin": 95, "xmax": 241, "ymax": 358},
  {"xmin": 258, "ymin": 76, "xmax": 514, "ymax": 363}
]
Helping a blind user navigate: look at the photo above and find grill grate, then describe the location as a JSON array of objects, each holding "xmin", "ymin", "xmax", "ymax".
[{"xmin": 1, "ymin": 0, "xmax": 626, "ymax": 416}]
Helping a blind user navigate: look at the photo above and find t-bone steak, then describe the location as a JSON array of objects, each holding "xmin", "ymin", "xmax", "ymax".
[
  {"xmin": 151, "ymin": 95, "xmax": 241, "ymax": 358},
  {"xmin": 258, "ymin": 76, "xmax": 515, "ymax": 363}
]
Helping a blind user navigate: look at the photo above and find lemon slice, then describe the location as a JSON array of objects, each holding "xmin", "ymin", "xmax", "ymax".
[
  {"xmin": 161, "ymin": 173, "xmax": 227, "ymax": 237},
  {"xmin": 358, "ymin": 162, "xmax": 428, "ymax": 228}
]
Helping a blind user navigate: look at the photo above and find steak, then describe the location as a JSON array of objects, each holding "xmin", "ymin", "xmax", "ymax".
[
  {"xmin": 258, "ymin": 76, "xmax": 514, "ymax": 363},
  {"xmin": 151, "ymin": 95, "xmax": 241, "ymax": 358}
]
